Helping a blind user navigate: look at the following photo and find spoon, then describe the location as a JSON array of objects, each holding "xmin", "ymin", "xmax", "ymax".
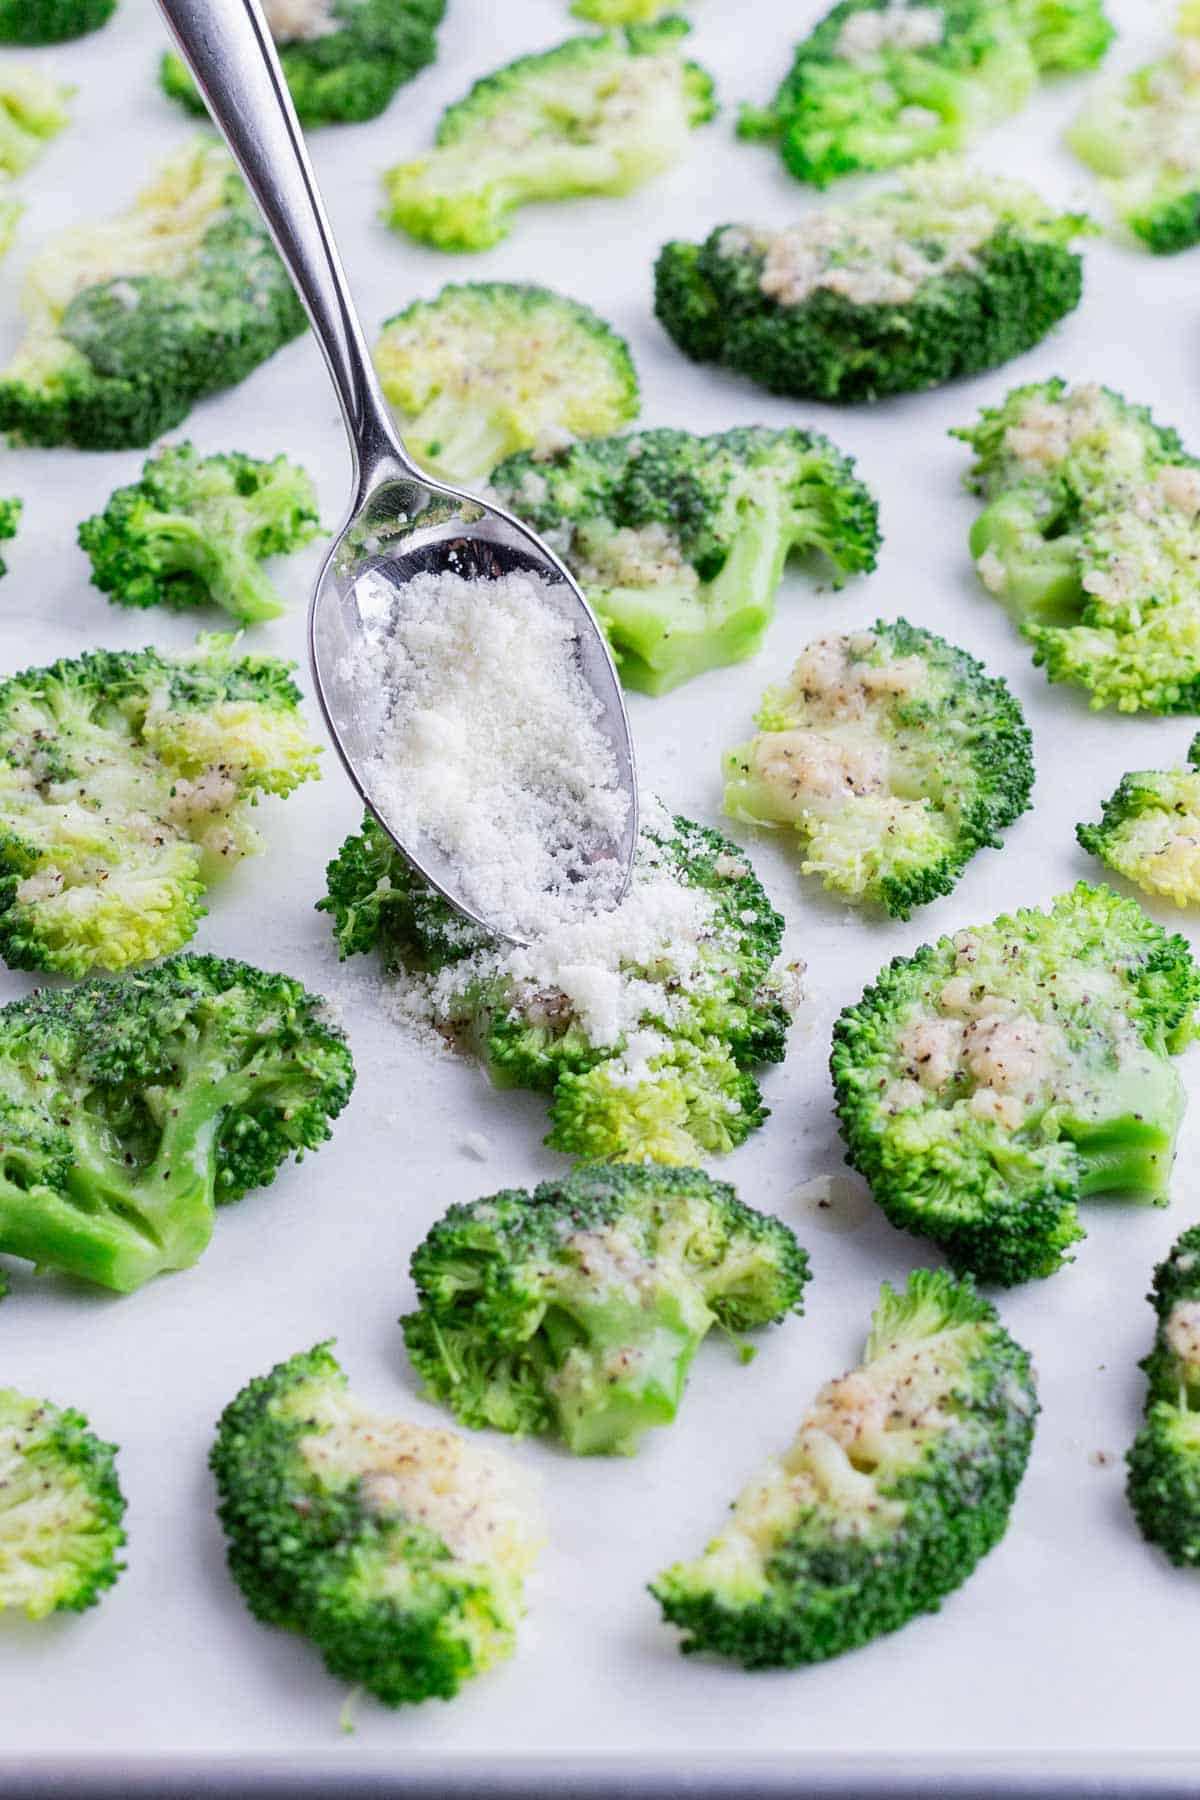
[{"xmin": 154, "ymin": 0, "xmax": 638, "ymax": 945}]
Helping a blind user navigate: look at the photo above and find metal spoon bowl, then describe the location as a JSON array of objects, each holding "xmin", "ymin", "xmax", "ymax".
[{"xmin": 155, "ymin": 0, "xmax": 638, "ymax": 945}]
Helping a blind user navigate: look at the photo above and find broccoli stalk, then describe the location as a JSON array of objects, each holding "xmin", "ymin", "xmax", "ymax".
[
  {"xmin": 722, "ymin": 619, "xmax": 1033, "ymax": 915},
  {"xmin": 0, "ymin": 1390, "xmax": 126, "ymax": 1618},
  {"xmin": 1078, "ymin": 735, "xmax": 1200, "ymax": 907},
  {"xmin": 1127, "ymin": 1226, "xmax": 1200, "ymax": 1565},
  {"xmin": 374, "ymin": 283, "xmax": 639, "ymax": 483},
  {"xmin": 954, "ymin": 380, "xmax": 1200, "ymax": 712},
  {"xmin": 831, "ymin": 884, "xmax": 1200, "ymax": 1285},
  {"xmin": 403, "ymin": 1165, "xmax": 810, "ymax": 1455},
  {"xmin": 78, "ymin": 443, "xmax": 322, "ymax": 624},
  {"xmin": 652, "ymin": 1268, "xmax": 1037, "ymax": 1667},
  {"xmin": 656, "ymin": 158, "xmax": 1091, "ymax": 402},
  {"xmin": 210, "ymin": 1343, "xmax": 543, "ymax": 1705},
  {"xmin": 0, "ymin": 65, "xmax": 72, "ymax": 175},
  {"xmin": 0, "ymin": 496, "xmax": 19, "ymax": 579},
  {"xmin": 0, "ymin": 954, "xmax": 354, "ymax": 1294},
  {"xmin": 489, "ymin": 426, "xmax": 880, "ymax": 695},
  {"xmin": 0, "ymin": 0, "xmax": 115, "ymax": 43},
  {"xmin": 382, "ymin": 20, "xmax": 717, "ymax": 251}
]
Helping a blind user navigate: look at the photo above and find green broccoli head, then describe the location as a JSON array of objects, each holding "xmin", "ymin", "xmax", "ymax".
[
  {"xmin": 655, "ymin": 158, "xmax": 1090, "ymax": 402},
  {"xmin": 319, "ymin": 803, "xmax": 797, "ymax": 1165},
  {"xmin": 954, "ymin": 380, "xmax": 1200, "ymax": 712},
  {"xmin": 0, "ymin": 495, "xmax": 19, "ymax": 579},
  {"xmin": 402, "ymin": 1164, "xmax": 810, "ymax": 1456},
  {"xmin": 374, "ymin": 283, "xmax": 639, "ymax": 483},
  {"xmin": 1068, "ymin": 26, "xmax": 1200, "ymax": 254},
  {"xmin": 723, "ymin": 619, "xmax": 1033, "ymax": 916},
  {"xmin": 0, "ymin": 137, "xmax": 307, "ymax": 450},
  {"xmin": 488, "ymin": 426, "xmax": 880, "ymax": 696},
  {"xmin": 0, "ymin": 64, "xmax": 71, "ymax": 175},
  {"xmin": 0, "ymin": 1389, "xmax": 126, "ymax": 1618},
  {"xmin": 160, "ymin": 0, "xmax": 444, "ymax": 127},
  {"xmin": 0, "ymin": 636, "xmax": 322, "ymax": 976},
  {"xmin": 832, "ymin": 884, "xmax": 1200, "ymax": 1285},
  {"xmin": 652, "ymin": 1266, "xmax": 1037, "ymax": 1666},
  {"xmin": 740, "ymin": 0, "xmax": 1111, "ymax": 187},
  {"xmin": 77, "ymin": 443, "xmax": 322, "ymax": 625},
  {"xmin": 0, "ymin": 954, "xmax": 354, "ymax": 1295},
  {"xmin": 1127, "ymin": 1225, "xmax": 1200, "ymax": 1565},
  {"xmin": 1078, "ymin": 735, "xmax": 1200, "ymax": 907},
  {"xmin": 210, "ymin": 1342, "xmax": 543, "ymax": 1705},
  {"xmin": 382, "ymin": 20, "xmax": 717, "ymax": 251},
  {"xmin": 0, "ymin": 0, "xmax": 115, "ymax": 42}
]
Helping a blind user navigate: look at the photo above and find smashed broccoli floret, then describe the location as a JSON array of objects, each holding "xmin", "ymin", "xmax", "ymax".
[
  {"xmin": 161, "ymin": 0, "xmax": 444, "ymax": 127},
  {"xmin": 0, "ymin": 0, "xmax": 115, "ymax": 42},
  {"xmin": 572, "ymin": 0, "xmax": 681, "ymax": 18},
  {"xmin": 0, "ymin": 955, "xmax": 354, "ymax": 1295},
  {"xmin": 1078, "ymin": 735, "xmax": 1200, "ymax": 907},
  {"xmin": 0, "ymin": 636, "xmax": 321, "ymax": 976},
  {"xmin": 652, "ymin": 1267, "xmax": 1036, "ymax": 1666},
  {"xmin": 0, "ymin": 1389, "xmax": 126, "ymax": 1618},
  {"xmin": 1127, "ymin": 1226, "xmax": 1200, "ymax": 1565},
  {"xmin": 77, "ymin": 443, "xmax": 322, "ymax": 625},
  {"xmin": 656, "ymin": 158, "xmax": 1089, "ymax": 403},
  {"xmin": 832, "ymin": 884, "xmax": 1200, "ymax": 1285},
  {"xmin": 211, "ymin": 1342, "xmax": 542, "ymax": 1705},
  {"xmin": 741, "ymin": 0, "xmax": 1112, "ymax": 188},
  {"xmin": 955, "ymin": 380, "xmax": 1200, "ymax": 712},
  {"xmin": 0, "ymin": 496, "xmax": 19, "ymax": 579},
  {"xmin": 488, "ymin": 425, "xmax": 880, "ymax": 695},
  {"xmin": 723, "ymin": 619, "xmax": 1033, "ymax": 917},
  {"xmin": 0, "ymin": 64, "xmax": 71, "ymax": 175},
  {"xmin": 319, "ymin": 804, "xmax": 797, "ymax": 1165},
  {"xmin": 0, "ymin": 137, "xmax": 307, "ymax": 450},
  {"xmin": 402, "ymin": 1164, "xmax": 809, "ymax": 1456},
  {"xmin": 374, "ymin": 283, "xmax": 638, "ymax": 483},
  {"xmin": 382, "ymin": 19, "xmax": 716, "ymax": 251},
  {"xmin": 1068, "ymin": 18, "xmax": 1200, "ymax": 254}
]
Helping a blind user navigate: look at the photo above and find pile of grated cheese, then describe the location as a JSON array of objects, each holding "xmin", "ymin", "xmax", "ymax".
[{"xmin": 345, "ymin": 566, "xmax": 630, "ymax": 944}]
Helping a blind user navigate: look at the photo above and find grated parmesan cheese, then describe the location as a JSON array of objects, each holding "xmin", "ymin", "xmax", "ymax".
[{"xmin": 834, "ymin": 3, "xmax": 944, "ymax": 64}]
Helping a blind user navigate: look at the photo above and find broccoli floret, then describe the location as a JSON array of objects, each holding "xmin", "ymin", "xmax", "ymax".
[
  {"xmin": 740, "ymin": 0, "xmax": 1111, "ymax": 188},
  {"xmin": 0, "ymin": 636, "xmax": 321, "ymax": 976},
  {"xmin": 723, "ymin": 619, "xmax": 1033, "ymax": 917},
  {"xmin": 0, "ymin": 0, "xmax": 115, "ymax": 42},
  {"xmin": 0, "ymin": 137, "xmax": 307, "ymax": 450},
  {"xmin": 652, "ymin": 1267, "xmax": 1036, "ymax": 1666},
  {"xmin": 572, "ymin": 0, "xmax": 681, "ymax": 18},
  {"xmin": 0, "ymin": 495, "xmax": 19, "ymax": 579},
  {"xmin": 655, "ymin": 159, "xmax": 1089, "ymax": 403},
  {"xmin": 375, "ymin": 283, "xmax": 638, "ymax": 483},
  {"xmin": 160, "ymin": 0, "xmax": 444, "ymax": 128},
  {"xmin": 0, "ymin": 955, "xmax": 354, "ymax": 1295},
  {"xmin": 1127, "ymin": 1226, "xmax": 1200, "ymax": 1564},
  {"xmin": 211, "ymin": 1342, "xmax": 542, "ymax": 1705},
  {"xmin": 488, "ymin": 426, "xmax": 880, "ymax": 695},
  {"xmin": 1078, "ymin": 735, "xmax": 1200, "ymax": 907},
  {"xmin": 0, "ymin": 64, "xmax": 71, "ymax": 175},
  {"xmin": 319, "ymin": 804, "xmax": 796, "ymax": 1165},
  {"xmin": 77, "ymin": 443, "xmax": 322, "ymax": 625},
  {"xmin": 0, "ymin": 1389, "xmax": 126, "ymax": 1618},
  {"xmin": 1068, "ymin": 21, "xmax": 1200, "ymax": 254},
  {"xmin": 954, "ymin": 380, "xmax": 1200, "ymax": 713},
  {"xmin": 402, "ymin": 1165, "xmax": 809, "ymax": 1456},
  {"xmin": 831, "ymin": 884, "xmax": 1200, "ymax": 1285},
  {"xmin": 382, "ymin": 20, "xmax": 716, "ymax": 251}
]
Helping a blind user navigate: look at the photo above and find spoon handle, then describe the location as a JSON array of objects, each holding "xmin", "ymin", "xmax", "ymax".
[{"xmin": 154, "ymin": 0, "xmax": 414, "ymax": 494}]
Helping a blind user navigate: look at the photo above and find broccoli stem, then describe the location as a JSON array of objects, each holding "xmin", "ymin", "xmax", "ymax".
[
  {"xmin": 542, "ymin": 1285, "xmax": 713, "ymax": 1455},
  {"xmin": 139, "ymin": 513, "xmax": 288, "ymax": 623}
]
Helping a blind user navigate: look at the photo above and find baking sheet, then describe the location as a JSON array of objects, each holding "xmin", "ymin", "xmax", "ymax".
[{"xmin": 1, "ymin": 0, "xmax": 1198, "ymax": 1784}]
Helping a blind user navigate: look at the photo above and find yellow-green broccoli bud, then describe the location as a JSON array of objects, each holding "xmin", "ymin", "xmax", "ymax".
[
  {"xmin": 955, "ymin": 379, "xmax": 1200, "ymax": 712},
  {"xmin": 0, "ymin": 64, "xmax": 71, "ymax": 175},
  {"xmin": 403, "ymin": 1164, "xmax": 809, "ymax": 1454},
  {"xmin": 1078, "ymin": 734, "xmax": 1200, "ymax": 906},
  {"xmin": 723, "ymin": 619, "xmax": 1033, "ymax": 916},
  {"xmin": 374, "ymin": 282, "xmax": 638, "ymax": 482},
  {"xmin": 652, "ymin": 1268, "xmax": 1037, "ymax": 1666},
  {"xmin": 0, "ymin": 1389, "xmax": 126, "ymax": 1619},
  {"xmin": 572, "ymin": 0, "xmax": 682, "ymax": 19},
  {"xmin": 382, "ymin": 20, "xmax": 716, "ymax": 251},
  {"xmin": 1127, "ymin": 1226, "xmax": 1200, "ymax": 1565},
  {"xmin": 0, "ymin": 636, "xmax": 321, "ymax": 976},
  {"xmin": 210, "ymin": 1342, "xmax": 543, "ymax": 1705}
]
